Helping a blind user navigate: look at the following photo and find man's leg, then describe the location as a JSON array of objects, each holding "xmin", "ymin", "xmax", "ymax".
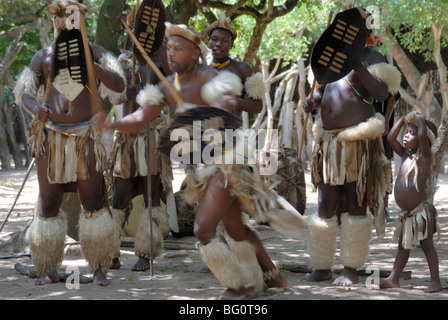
[
  {"xmin": 302, "ymin": 182, "xmax": 341, "ymax": 282},
  {"xmin": 77, "ymin": 140, "xmax": 119, "ymax": 286},
  {"xmin": 29, "ymin": 150, "xmax": 67, "ymax": 285},
  {"xmin": 195, "ymin": 170, "xmax": 264, "ymax": 298},
  {"xmin": 335, "ymin": 182, "xmax": 372, "ymax": 286}
]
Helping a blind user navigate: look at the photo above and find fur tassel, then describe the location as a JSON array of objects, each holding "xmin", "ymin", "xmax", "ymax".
[
  {"xmin": 13, "ymin": 67, "xmax": 45, "ymax": 106},
  {"xmin": 307, "ymin": 214, "xmax": 338, "ymax": 270},
  {"xmin": 340, "ymin": 212, "xmax": 373, "ymax": 270},
  {"xmin": 136, "ymin": 84, "xmax": 165, "ymax": 107},
  {"xmin": 244, "ymin": 73, "xmax": 265, "ymax": 100},
  {"xmin": 28, "ymin": 209, "xmax": 68, "ymax": 279},
  {"xmin": 79, "ymin": 207, "xmax": 120, "ymax": 275},
  {"xmin": 201, "ymin": 71, "xmax": 242, "ymax": 105},
  {"xmin": 98, "ymin": 52, "xmax": 127, "ymax": 103},
  {"xmin": 367, "ymin": 62, "xmax": 402, "ymax": 95}
]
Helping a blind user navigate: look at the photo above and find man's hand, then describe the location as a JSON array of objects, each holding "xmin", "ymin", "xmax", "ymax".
[
  {"xmin": 303, "ymin": 97, "xmax": 317, "ymax": 113},
  {"xmin": 36, "ymin": 104, "xmax": 52, "ymax": 122},
  {"xmin": 92, "ymin": 111, "xmax": 113, "ymax": 133}
]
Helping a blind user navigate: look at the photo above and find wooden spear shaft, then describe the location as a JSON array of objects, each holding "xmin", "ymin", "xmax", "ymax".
[
  {"xmin": 121, "ymin": 19, "xmax": 184, "ymax": 108},
  {"xmin": 298, "ymin": 11, "xmax": 333, "ymax": 159}
]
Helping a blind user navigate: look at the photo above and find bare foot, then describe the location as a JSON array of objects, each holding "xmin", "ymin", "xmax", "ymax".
[
  {"xmin": 132, "ymin": 257, "xmax": 150, "ymax": 271},
  {"xmin": 93, "ymin": 269, "xmax": 111, "ymax": 286},
  {"xmin": 301, "ymin": 270, "xmax": 333, "ymax": 282},
  {"xmin": 34, "ymin": 274, "xmax": 58, "ymax": 286},
  {"xmin": 332, "ymin": 267, "xmax": 357, "ymax": 286},
  {"xmin": 219, "ymin": 286, "xmax": 258, "ymax": 300},
  {"xmin": 265, "ymin": 272, "xmax": 288, "ymax": 289},
  {"xmin": 379, "ymin": 277, "xmax": 400, "ymax": 289},
  {"xmin": 110, "ymin": 257, "xmax": 121, "ymax": 269},
  {"xmin": 424, "ymin": 281, "xmax": 443, "ymax": 293}
]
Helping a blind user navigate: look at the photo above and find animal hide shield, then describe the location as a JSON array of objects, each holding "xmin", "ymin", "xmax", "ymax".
[
  {"xmin": 311, "ymin": 8, "xmax": 368, "ymax": 85},
  {"xmin": 52, "ymin": 28, "xmax": 90, "ymax": 101},
  {"xmin": 133, "ymin": 0, "xmax": 166, "ymax": 66},
  {"xmin": 157, "ymin": 106, "xmax": 242, "ymax": 165}
]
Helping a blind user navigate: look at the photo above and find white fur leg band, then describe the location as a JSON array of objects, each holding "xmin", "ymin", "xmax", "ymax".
[
  {"xmin": 307, "ymin": 214, "xmax": 338, "ymax": 270},
  {"xmin": 199, "ymin": 238, "xmax": 260, "ymax": 291},
  {"xmin": 111, "ymin": 208, "xmax": 127, "ymax": 259},
  {"xmin": 134, "ymin": 207, "xmax": 164, "ymax": 259},
  {"xmin": 152, "ymin": 206, "xmax": 170, "ymax": 239},
  {"xmin": 28, "ymin": 209, "xmax": 68, "ymax": 279},
  {"xmin": 226, "ymin": 237, "xmax": 264, "ymax": 292},
  {"xmin": 79, "ymin": 207, "xmax": 120, "ymax": 275},
  {"xmin": 340, "ymin": 212, "xmax": 373, "ymax": 270}
]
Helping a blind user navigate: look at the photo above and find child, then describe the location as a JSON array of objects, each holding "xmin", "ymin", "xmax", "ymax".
[{"xmin": 380, "ymin": 111, "xmax": 442, "ymax": 293}]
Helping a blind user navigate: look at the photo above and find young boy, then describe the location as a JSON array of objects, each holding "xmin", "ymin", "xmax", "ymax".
[{"xmin": 380, "ymin": 111, "xmax": 442, "ymax": 293}]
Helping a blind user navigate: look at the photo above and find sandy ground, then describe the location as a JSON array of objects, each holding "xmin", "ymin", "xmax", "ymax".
[{"xmin": 0, "ymin": 163, "xmax": 447, "ymax": 303}]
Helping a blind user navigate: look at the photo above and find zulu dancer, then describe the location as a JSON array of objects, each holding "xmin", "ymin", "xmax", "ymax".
[
  {"xmin": 94, "ymin": 23, "xmax": 307, "ymax": 299},
  {"xmin": 108, "ymin": 5, "xmax": 174, "ymax": 272},
  {"xmin": 302, "ymin": 4, "xmax": 401, "ymax": 286},
  {"xmin": 14, "ymin": 0, "xmax": 125, "ymax": 286}
]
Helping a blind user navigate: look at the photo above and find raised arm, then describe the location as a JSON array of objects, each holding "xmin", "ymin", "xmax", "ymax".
[
  {"xmin": 387, "ymin": 116, "xmax": 406, "ymax": 158},
  {"xmin": 416, "ymin": 113, "xmax": 431, "ymax": 161}
]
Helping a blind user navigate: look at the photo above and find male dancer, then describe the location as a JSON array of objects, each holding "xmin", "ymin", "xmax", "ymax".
[
  {"xmin": 14, "ymin": 0, "xmax": 125, "ymax": 286},
  {"xmin": 302, "ymin": 6, "xmax": 401, "ymax": 286},
  {"xmin": 94, "ymin": 23, "xmax": 305, "ymax": 298}
]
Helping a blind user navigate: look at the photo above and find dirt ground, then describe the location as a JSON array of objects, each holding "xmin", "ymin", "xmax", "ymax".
[{"xmin": 1, "ymin": 163, "xmax": 447, "ymax": 302}]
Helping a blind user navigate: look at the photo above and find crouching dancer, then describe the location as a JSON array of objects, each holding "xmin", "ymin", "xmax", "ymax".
[{"xmin": 94, "ymin": 23, "xmax": 307, "ymax": 299}]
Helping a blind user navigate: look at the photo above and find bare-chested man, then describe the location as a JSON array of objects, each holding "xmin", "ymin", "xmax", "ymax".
[
  {"xmin": 109, "ymin": 46, "xmax": 174, "ymax": 272},
  {"xmin": 14, "ymin": 1, "xmax": 125, "ymax": 286},
  {"xmin": 94, "ymin": 23, "xmax": 300, "ymax": 299},
  {"xmin": 302, "ymin": 36, "xmax": 402, "ymax": 286},
  {"xmin": 380, "ymin": 111, "xmax": 442, "ymax": 293},
  {"xmin": 205, "ymin": 15, "xmax": 263, "ymax": 116}
]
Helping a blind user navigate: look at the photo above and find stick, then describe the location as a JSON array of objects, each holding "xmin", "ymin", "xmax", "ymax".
[
  {"xmin": 0, "ymin": 158, "xmax": 35, "ymax": 233},
  {"xmin": 298, "ymin": 11, "xmax": 333, "ymax": 159},
  {"xmin": 146, "ymin": 123, "xmax": 154, "ymax": 276},
  {"xmin": 121, "ymin": 19, "xmax": 184, "ymax": 108},
  {"xmin": 79, "ymin": 12, "xmax": 100, "ymax": 114},
  {"xmin": 129, "ymin": 0, "xmax": 140, "ymax": 113}
]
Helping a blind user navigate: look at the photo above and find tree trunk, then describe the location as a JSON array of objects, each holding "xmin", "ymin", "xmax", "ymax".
[
  {"xmin": 95, "ymin": 0, "xmax": 127, "ymax": 55},
  {"xmin": 165, "ymin": 0, "xmax": 198, "ymax": 24},
  {"xmin": 385, "ymin": 32, "xmax": 442, "ymax": 125}
]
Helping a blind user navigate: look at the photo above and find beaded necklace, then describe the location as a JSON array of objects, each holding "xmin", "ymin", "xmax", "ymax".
[
  {"xmin": 346, "ymin": 77, "xmax": 372, "ymax": 105},
  {"xmin": 212, "ymin": 57, "xmax": 232, "ymax": 69},
  {"xmin": 174, "ymin": 63, "xmax": 197, "ymax": 92}
]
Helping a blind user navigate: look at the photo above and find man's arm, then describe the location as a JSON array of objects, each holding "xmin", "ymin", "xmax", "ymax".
[{"xmin": 93, "ymin": 45, "xmax": 125, "ymax": 93}]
